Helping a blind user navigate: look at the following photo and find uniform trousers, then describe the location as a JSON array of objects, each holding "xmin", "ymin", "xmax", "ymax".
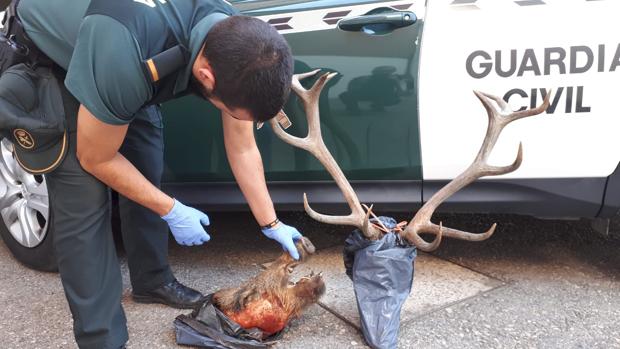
[{"xmin": 46, "ymin": 85, "xmax": 174, "ymax": 348}]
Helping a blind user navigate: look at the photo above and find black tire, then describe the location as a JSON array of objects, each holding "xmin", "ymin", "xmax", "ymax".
[
  {"xmin": 609, "ymin": 210, "xmax": 620, "ymax": 240},
  {"xmin": 0, "ymin": 205, "xmax": 57, "ymax": 272}
]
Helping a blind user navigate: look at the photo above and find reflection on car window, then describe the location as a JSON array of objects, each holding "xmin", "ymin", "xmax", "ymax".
[
  {"xmin": 233, "ymin": 0, "xmax": 313, "ymax": 12},
  {"xmin": 233, "ymin": 0, "xmax": 378, "ymax": 13}
]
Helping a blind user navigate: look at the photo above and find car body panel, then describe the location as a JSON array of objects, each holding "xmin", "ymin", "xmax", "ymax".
[
  {"xmin": 419, "ymin": 0, "xmax": 620, "ymax": 180},
  {"xmin": 162, "ymin": 0, "xmax": 425, "ymax": 183},
  {"xmin": 160, "ymin": 0, "xmax": 620, "ymax": 219}
]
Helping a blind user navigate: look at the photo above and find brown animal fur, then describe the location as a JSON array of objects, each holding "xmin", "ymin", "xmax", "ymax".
[{"xmin": 212, "ymin": 237, "xmax": 325, "ymax": 335}]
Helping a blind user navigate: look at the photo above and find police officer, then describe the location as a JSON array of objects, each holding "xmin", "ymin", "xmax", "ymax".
[{"xmin": 13, "ymin": 0, "xmax": 301, "ymax": 347}]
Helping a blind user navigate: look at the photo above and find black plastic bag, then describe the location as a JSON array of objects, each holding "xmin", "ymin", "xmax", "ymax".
[
  {"xmin": 343, "ymin": 217, "xmax": 417, "ymax": 349},
  {"xmin": 174, "ymin": 294, "xmax": 282, "ymax": 348}
]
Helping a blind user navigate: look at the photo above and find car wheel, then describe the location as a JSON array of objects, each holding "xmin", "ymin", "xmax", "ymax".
[{"xmin": 0, "ymin": 139, "xmax": 56, "ymax": 271}]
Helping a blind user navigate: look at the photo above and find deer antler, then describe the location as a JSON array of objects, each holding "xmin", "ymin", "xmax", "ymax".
[
  {"xmin": 272, "ymin": 70, "xmax": 550, "ymax": 251},
  {"xmin": 269, "ymin": 70, "xmax": 381, "ymax": 240},
  {"xmin": 401, "ymin": 90, "xmax": 552, "ymax": 251}
]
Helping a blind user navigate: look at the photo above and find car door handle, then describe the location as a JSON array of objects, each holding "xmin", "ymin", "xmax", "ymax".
[{"xmin": 338, "ymin": 11, "xmax": 417, "ymax": 32}]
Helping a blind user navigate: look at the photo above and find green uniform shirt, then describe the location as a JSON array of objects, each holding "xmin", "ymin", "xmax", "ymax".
[{"xmin": 17, "ymin": 0, "xmax": 225, "ymax": 125}]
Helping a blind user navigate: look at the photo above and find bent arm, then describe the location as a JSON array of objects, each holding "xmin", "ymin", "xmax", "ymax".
[
  {"xmin": 222, "ymin": 111, "xmax": 277, "ymax": 226},
  {"xmin": 76, "ymin": 104, "xmax": 175, "ymax": 216}
]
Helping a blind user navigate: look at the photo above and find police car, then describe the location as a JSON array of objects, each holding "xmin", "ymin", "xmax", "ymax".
[{"xmin": 0, "ymin": 0, "xmax": 618, "ymax": 270}]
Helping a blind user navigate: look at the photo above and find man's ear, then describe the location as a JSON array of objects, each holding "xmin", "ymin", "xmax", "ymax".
[{"xmin": 194, "ymin": 62, "xmax": 216, "ymax": 93}]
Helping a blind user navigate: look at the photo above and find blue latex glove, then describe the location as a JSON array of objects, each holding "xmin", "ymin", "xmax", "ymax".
[
  {"xmin": 261, "ymin": 221, "xmax": 303, "ymax": 260},
  {"xmin": 161, "ymin": 199, "xmax": 210, "ymax": 246}
]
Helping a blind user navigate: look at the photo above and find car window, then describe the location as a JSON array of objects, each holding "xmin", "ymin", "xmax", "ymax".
[{"xmin": 232, "ymin": 0, "xmax": 380, "ymax": 13}]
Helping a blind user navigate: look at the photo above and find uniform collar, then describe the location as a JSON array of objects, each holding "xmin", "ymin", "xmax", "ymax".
[{"xmin": 174, "ymin": 12, "xmax": 230, "ymax": 95}]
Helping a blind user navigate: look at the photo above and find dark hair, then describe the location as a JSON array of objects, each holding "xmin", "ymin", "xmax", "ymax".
[{"xmin": 202, "ymin": 16, "xmax": 293, "ymax": 122}]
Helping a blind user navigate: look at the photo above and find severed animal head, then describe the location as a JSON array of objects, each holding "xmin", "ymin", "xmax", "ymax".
[{"xmin": 212, "ymin": 237, "xmax": 325, "ymax": 337}]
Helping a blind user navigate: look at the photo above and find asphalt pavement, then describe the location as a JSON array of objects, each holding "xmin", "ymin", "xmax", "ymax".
[{"xmin": 0, "ymin": 211, "xmax": 619, "ymax": 348}]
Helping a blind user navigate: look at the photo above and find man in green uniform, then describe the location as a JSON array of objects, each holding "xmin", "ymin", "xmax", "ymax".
[{"xmin": 12, "ymin": 0, "xmax": 301, "ymax": 347}]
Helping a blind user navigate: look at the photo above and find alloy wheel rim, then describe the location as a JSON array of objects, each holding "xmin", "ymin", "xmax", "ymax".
[{"xmin": 0, "ymin": 139, "xmax": 49, "ymax": 248}]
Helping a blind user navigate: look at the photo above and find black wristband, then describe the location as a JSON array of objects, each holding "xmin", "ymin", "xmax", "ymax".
[{"xmin": 261, "ymin": 218, "xmax": 280, "ymax": 230}]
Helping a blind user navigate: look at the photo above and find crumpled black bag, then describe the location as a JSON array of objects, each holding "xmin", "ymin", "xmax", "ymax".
[
  {"xmin": 343, "ymin": 217, "xmax": 417, "ymax": 349},
  {"xmin": 174, "ymin": 294, "xmax": 282, "ymax": 348}
]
